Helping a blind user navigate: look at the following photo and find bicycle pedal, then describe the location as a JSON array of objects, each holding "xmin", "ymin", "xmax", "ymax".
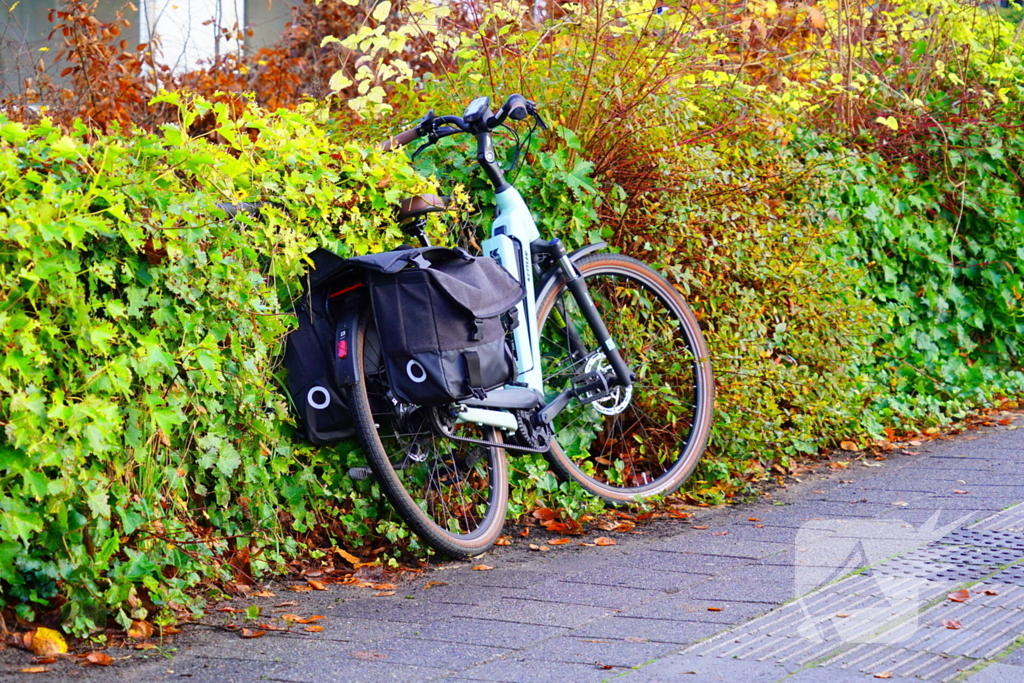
[
  {"xmin": 572, "ymin": 370, "xmax": 613, "ymax": 404},
  {"xmin": 348, "ymin": 467, "xmax": 374, "ymax": 481}
]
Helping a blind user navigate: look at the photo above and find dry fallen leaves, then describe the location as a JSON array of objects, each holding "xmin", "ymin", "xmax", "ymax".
[
  {"xmin": 472, "ymin": 564, "xmax": 494, "ymax": 571},
  {"xmin": 290, "ymin": 585, "xmax": 313, "ymax": 593},
  {"xmin": 983, "ymin": 589, "xmax": 999, "ymax": 596},
  {"xmin": 83, "ymin": 652, "xmax": 114, "ymax": 666},
  {"xmin": 494, "ymin": 535, "xmax": 512, "ymax": 546},
  {"xmin": 594, "ymin": 537, "xmax": 617, "ymax": 546},
  {"xmin": 423, "ymin": 580, "xmax": 448, "ymax": 589},
  {"xmin": 374, "ymin": 590, "xmax": 396, "ymax": 597},
  {"xmin": 707, "ymin": 607, "xmax": 722, "ymax": 612},
  {"xmin": 307, "ymin": 579, "xmax": 327, "ymax": 591},
  {"xmin": 840, "ymin": 440, "xmax": 859, "ymax": 451},
  {"xmin": 19, "ymin": 666, "xmax": 49, "ymax": 674},
  {"xmin": 337, "ymin": 549, "xmax": 361, "ymax": 565},
  {"xmin": 532, "ymin": 507, "xmax": 557, "ymax": 521},
  {"xmin": 128, "ymin": 618, "xmax": 153, "ymax": 643},
  {"xmin": 692, "ymin": 525, "xmax": 709, "ymax": 530},
  {"xmin": 549, "ymin": 538, "xmax": 571, "ymax": 546},
  {"xmin": 942, "ymin": 619, "xmax": 962, "ymax": 630},
  {"xmin": 304, "ymin": 625, "xmax": 324, "ymax": 633},
  {"xmin": 947, "ymin": 589, "xmax": 970, "ymax": 603},
  {"xmin": 240, "ymin": 628, "xmax": 266, "ymax": 639},
  {"xmin": 874, "ymin": 673, "xmax": 893, "ymax": 680}
]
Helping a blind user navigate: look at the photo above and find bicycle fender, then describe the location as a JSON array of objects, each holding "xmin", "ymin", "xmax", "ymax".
[{"xmin": 569, "ymin": 241, "xmax": 607, "ymax": 262}]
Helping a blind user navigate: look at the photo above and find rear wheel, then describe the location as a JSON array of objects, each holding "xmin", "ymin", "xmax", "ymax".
[
  {"xmin": 535, "ymin": 253, "xmax": 713, "ymax": 503},
  {"xmin": 349, "ymin": 311, "xmax": 509, "ymax": 558}
]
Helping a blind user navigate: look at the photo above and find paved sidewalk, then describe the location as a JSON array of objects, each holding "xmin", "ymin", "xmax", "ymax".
[{"xmin": 3, "ymin": 416, "xmax": 1024, "ymax": 682}]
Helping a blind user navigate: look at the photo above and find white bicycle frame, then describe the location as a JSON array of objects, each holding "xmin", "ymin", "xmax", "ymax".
[{"xmin": 454, "ymin": 185, "xmax": 545, "ymax": 433}]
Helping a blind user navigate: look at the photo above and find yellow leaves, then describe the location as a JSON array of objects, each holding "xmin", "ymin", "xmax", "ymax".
[
  {"xmin": 27, "ymin": 627, "xmax": 67, "ymax": 656},
  {"xmin": 371, "ymin": 1, "xmax": 392, "ymax": 23},
  {"xmin": 329, "ymin": 71, "xmax": 353, "ymax": 93},
  {"xmin": 876, "ymin": 116, "xmax": 899, "ymax": 132}
]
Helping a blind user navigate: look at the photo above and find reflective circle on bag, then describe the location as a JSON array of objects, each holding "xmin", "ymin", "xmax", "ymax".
[
  {"xmin": 406, "ymin": 359, "xmax": 427, "ymax": 383},
  {"xmin": 307, "ymin": 385, "xmax": 331, "ymax": 409}
]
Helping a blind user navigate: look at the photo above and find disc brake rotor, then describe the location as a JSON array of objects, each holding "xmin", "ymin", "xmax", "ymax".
[{"xmin": 584, "ymin": 353, "xmax": 633, "ymax": 416}]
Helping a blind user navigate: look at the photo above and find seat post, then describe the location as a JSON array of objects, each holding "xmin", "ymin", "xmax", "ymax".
[{"xmin": 400, "ymin": 217, "xmax": 432, "ymax": 247}]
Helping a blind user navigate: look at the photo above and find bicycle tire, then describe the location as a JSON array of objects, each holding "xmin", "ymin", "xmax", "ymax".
[
  {"xmin": 535, "ymin": 253, "xmax": 714, "ymax": 503},
  {"xmin": 349, "ymin": 310, "xmax": 509, "ymax": 558}
]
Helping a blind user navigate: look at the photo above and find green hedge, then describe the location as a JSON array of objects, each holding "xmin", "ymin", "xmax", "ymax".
[{"xmin": 0, "ymin": 95, "xmax": 445, "ymax": 634}]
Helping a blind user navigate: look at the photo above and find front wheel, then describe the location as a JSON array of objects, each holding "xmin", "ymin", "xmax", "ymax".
[
  {"xmin": 349, "ymin": 310, "xmax": 509, "ymax": 558},
  {"xmin": 535, "ymin": 253, "xmax": 714, "ymax": 504}
]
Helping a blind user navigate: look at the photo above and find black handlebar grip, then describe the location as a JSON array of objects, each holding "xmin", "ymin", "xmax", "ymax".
[
  {"xmin": 382, "ymin": 127, "xmax": 421, "ymax": 152},
  {"xmin": 505, "ymin": 94, "xmax": 529, "ymax": 121}
]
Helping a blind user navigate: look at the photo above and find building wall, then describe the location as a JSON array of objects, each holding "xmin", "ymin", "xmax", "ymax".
[{"xmin": 1, "ymin": 0, "xmax": 300, "ymax": 94}]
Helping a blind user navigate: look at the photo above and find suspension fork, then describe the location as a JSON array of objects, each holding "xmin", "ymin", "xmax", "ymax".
[{"xmin": 533, "ymin": 239, "xmax": 636, "ymax": 390}]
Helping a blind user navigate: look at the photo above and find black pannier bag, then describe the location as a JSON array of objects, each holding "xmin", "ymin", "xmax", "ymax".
[
  {"xmin": 283, "ymin": 249, "xmax": 357, "ymax": 445},
  {"xmin": 344, "ymin": 246, "xmax": 525, "ymax": 406}
]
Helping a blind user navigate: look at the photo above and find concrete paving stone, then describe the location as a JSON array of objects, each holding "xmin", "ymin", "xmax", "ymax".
[
  {"xmin": 451, "ymin": 568, "xmax": 565, "ymax": 592},
  {"xmin": 454, "ymin": 655, "xmax": 626, "ymax": 683},
  {"xmin": 612, "ymin": 653, "xmax": 799, "ymax": 682},
  {"xmin": 572, "ymin": 615, "xmax": 724, "ymax": 645},
  {"xmin": 560, "ymin": 564, "xmax": 708, "ymax": 593},
  {"xmin": 99, "ymin": 655, "xmax": 291, "ymax": 683},
  {"xmin": 347, "ymin": 636, "xmax": 512, "ymax": 670},
  {"xmin": 821, "ymin": 642, "xmax": 977, "ymax": 682},
  {"xmin": 715, "ymin": 523, "xmax": 801, "ymax": 545},
  {"xmin": 458, "ymin": 596, "xmax": 615, "ymax": 628},
  {"xmin": 965, "ymin": 662, "xmax": 1024, "ymax": 683},
  {"xmin": 507, "ymin": 634, "xmax": 678, "ymax": 668},
  {"xmin": 652, "ymin": 537, "xmax": 792, "ymax": 561},
  {"xmin": 406, "ymin": 615, "xmax": 568, "ymax": 649},
  {"xmin": 786, "ymin": 665, "xmax": 922, "ymax": 682},
  {"xmin": 667, "ymin": 564, "xmax": 797, "ymax": 605},
  {"xmin": 270, "ymin": 656, "xmax": 456, "ymax": 683},
  {"xmin": 320, "ymin": 596, "xmax": 478, "ymax": 623},
  {"xmin": 995, "ymin": 638, "xmax": 1024, "ymax": 663},
  {"xmin": 623, "ymin": 549, "xmax": 757, "ymax": 576},
  {"xmin": 919, "ymin": 495, "xmax": 1021, "ymax": 512},
  {"xmin": 783, "ymin": 501, "xmax": 902, "ymax": 521},
  {"xmin": 816, "ymin": 488, "xmax": 932, "ymax": 506},
  {"xmin": 516, "ymin": 578, "xmax": 661, "ymax": 609},
  {"xmin": 625, "ymin": 596, "xmax": 776, "ymax": 625},
  {"xmin": 901, "ymin": 622, "xmax": 1021, "ymax": 661}
]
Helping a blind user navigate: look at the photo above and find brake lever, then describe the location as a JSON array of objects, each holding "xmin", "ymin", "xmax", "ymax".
[{"xmin": 526, "ymin": 102, "xmax": 548, "ymax": 130}]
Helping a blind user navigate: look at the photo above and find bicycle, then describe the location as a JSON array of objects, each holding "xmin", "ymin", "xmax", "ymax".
[{"xmin": 337, "ymin": 94, "xmax": 713, "ymax": 558}]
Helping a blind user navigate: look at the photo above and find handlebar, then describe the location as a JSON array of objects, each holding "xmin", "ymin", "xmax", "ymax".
[{"xmin": 381, "ymin": 94, "xmax": 546, "ymax": 152}]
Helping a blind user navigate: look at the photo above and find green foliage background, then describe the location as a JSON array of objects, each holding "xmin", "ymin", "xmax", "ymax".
[{"xmin": 3, "ymin": 0, "xmax": 1024, "ymax": 636}]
